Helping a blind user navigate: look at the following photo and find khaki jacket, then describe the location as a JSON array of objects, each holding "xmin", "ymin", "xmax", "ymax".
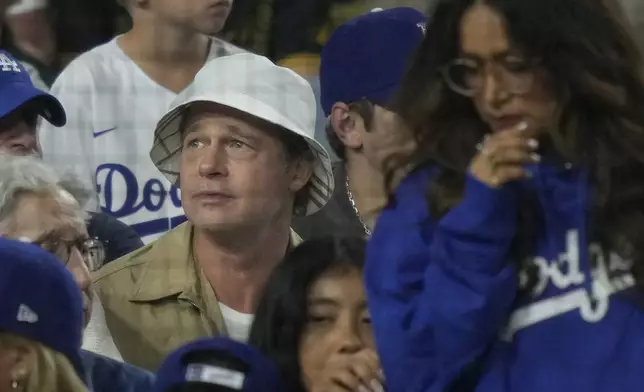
[{"xmin": 92, "ymin": 222, "xmax": 301, "ymax": 371}]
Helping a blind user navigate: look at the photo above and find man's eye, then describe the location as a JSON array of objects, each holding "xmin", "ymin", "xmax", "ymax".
[
  {"xmin": 186, "ymin": 139, "xmax": 205, "ymax": 148},
  {"xmin": 229, "ymin": 140, "xmax": 246, "ymax": 149}
]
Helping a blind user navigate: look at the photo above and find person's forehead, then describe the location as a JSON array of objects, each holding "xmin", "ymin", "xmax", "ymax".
[
  {"xmin": 459, "ymin": 4, "xmax": 511, "ymax": 58},
  {"xmin": 308, "ymin": 267, "xmax": 365, "ymax": 301}
]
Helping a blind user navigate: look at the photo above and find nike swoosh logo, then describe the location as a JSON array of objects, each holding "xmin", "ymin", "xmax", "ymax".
[{"xmin": 93, "ymin": 127, "xmax": 117, "ymax": 138}]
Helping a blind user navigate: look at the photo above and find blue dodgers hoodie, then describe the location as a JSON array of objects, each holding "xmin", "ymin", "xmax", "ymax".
[{"xmin": 365, "ymin": 162, "xmax": 644, "ymax": 392}]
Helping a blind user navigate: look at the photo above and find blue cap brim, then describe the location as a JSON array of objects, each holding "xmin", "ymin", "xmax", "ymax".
[
  {"xmin": 0, "ymin": 83, "xmax": 66, "ymax": 127},
  {"xmin": 325, "ymin": 82, "xmax": 398, "ymax": 116}
]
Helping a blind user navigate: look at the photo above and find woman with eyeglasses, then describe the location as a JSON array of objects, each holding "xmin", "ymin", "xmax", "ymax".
[{"xmin": 365, "ymin": 0, "xmax": 644, "ymax": 391}]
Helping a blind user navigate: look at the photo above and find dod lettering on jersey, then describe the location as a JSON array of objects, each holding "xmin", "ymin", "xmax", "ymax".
[
  {"xmin": 501, "ymin": 230, "xmax": 634, "ymax": 341},
  {"xmin": 95, "ymin": 163, "xmax": 185, "ymax": 237}
]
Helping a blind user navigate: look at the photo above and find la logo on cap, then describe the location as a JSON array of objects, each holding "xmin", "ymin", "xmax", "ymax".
[
  {"xmin": 417, "ymin": 22, "xmax": 426, "ymax": 35},
  {"xmin": 17, "ymin": 304, "xmax": 38, "ymax": 324},
  {"xmin": 0, "ymin": 53, "xmax": 21, "ymax": 73}
]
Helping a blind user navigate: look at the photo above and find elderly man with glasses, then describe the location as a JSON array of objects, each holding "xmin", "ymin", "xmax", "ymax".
[{"xmin": 0, "ymin": 154, "xmax": 154, "ymax": 392}]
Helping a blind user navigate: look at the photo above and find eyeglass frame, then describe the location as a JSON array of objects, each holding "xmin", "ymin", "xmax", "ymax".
[
  {"xmin": 30, "ymin": 235, "xmax": 107, "ymax": 272},
  {"xmin": 440, "ymin": 56, "xmax": 541, "ymax": 97}
]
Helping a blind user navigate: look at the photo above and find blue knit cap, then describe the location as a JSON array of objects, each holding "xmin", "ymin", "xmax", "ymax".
[{"xmin": 0, "ymin": 238, "xmax": 85, "ymax": 380}]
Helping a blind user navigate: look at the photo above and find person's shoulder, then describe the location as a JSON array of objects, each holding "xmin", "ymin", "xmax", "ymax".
[
  {"xmin": 210, "ymin": 37, "xmax": 248, "ymax": 58},
  {"xmin": 81, "ymin": 350, "xmax": 155, "ymax": 392},
  {"xmin": 52, "ymin": 39, "xmax": 126, "ymax": 88},
  {"xmin": 92, "ymin": 222, "xmax": 189, "ymax": 286},
  {"xmin": 91, "ymin": 240, "xmax": 153, "ymax": 287},
  {"xmin": 378, "ymin": 163, "xmax": 438, "ymax": 226},
  {"xmin": 393, "ymin": 164, "xmax": 438, "ymax": 202}
]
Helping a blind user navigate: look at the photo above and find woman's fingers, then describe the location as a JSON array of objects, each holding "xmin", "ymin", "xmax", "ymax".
[{"xmin": 470, "ymin": 121, "xmax": 541, "ymax": 187}]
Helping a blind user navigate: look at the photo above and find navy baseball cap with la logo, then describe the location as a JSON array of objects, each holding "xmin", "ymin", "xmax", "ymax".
[
  {"xmin": 0, "ymin": 50, "xmax": 66, "ymax": 126},
  {"xmin": 319, "ymin": 7, "xmax": 427, "ymax": 115}
]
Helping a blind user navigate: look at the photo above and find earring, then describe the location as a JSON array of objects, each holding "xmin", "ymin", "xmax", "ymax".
[{"xmin": 12, "ymin": 368, "xmax": 26, "ymax": 389}]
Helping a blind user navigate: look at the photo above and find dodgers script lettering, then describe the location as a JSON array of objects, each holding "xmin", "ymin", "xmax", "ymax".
[
  {"xmin": 502, "ymin": 230, "xmax": 634, "ymax": 340},
  {"xmin": 95, "ymin": 163, "xmax": 182, "ymax": 218}
]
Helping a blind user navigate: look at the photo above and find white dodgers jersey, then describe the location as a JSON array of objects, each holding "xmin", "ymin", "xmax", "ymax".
[{"xmin": 39, "ymin": 37, "xmax": 244, "ymax": 243}]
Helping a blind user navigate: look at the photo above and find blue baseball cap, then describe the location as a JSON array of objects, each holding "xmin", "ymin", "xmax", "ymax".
[
  {"xmin": 319, "ymin": 7, "xmax": 427, "ymax": 116},
  {"xmin": 0, "ymin": 238, "xmax": 85, "ymax": 380},
  {"xmin": 0, "ymin": 50, "xmax": 66, "ymax": 126},
  {"xmin": 154, "ymin": 337, "xmax": 287, "ymax": 392}
]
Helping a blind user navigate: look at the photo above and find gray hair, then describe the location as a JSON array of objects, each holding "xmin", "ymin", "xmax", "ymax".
[{"xmin": 0, "ymin": 154, "xmax": 92, "ymax": 225}]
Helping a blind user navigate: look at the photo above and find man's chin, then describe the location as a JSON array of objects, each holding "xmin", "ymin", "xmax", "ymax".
[{"xmin": 198, "ymin": 22, "xmax": 227, "ymax": 37}]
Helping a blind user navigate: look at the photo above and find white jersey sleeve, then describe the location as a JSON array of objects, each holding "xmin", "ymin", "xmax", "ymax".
[{"xmin": 38, "ymin": 60, "xmax": 99, "ymax": 211}]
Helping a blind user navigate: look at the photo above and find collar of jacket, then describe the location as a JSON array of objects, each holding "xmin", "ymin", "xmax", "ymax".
[{"xmin": 127, "ymin": 222, "xmax": 302, "ymax": 304}]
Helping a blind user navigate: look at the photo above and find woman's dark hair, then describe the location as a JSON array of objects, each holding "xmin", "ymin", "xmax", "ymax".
[
  {"xmin": 389, "ymin": 0, "xmax": 644, "ymax": 286},
  {"xmin": 248, "ymin": 236, "xmax": 367, "ymax": 392},
  {"xmin": 165, "ymin": 349, "xmax": 250, "ymax": 392}
]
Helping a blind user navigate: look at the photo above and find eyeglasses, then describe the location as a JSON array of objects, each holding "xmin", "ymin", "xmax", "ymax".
[
  {"xmin": 31, "ymin": 236, "xmax": 106, "ymax": 272},
  {"xmin": 441, "ymin": 57, "xmax": 538, "ymax": 97}
]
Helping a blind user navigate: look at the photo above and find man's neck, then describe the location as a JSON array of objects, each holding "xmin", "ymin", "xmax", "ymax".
[
  {"xmin": 118, "ymin": 18, "xmax": 211, "ymax": 92},
  {"xmin": 193, "ymin": 219, "xmax": 292, "ymax": 314},
  {"xmin": 345, "ymin": 155, "xmax": 388, "ymax": 231}
]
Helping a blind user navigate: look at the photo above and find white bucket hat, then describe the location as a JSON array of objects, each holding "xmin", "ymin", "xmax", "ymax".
[{"xmin": 150, "ymin": 53, "xmax": 334, "ymax": 216}]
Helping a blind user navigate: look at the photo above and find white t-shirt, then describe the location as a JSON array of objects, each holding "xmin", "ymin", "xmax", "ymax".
[
  {"xmin": 219, "ymin": 303, "xmax": 254, "ymax": 343},
  {"xmin": 39, "ymin": 37, "xmax": 244, "ymax": 243},
  {"xmin": 83, "ymin": 294, "xmax": 122, "ymax": 361}
]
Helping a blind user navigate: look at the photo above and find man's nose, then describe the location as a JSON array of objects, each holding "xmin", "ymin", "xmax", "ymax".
[{"xmin": 198, "ymin": 144, "xmax": 229, "ymax": 178}]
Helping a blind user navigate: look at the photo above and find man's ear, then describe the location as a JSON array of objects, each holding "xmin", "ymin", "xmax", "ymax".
[{"xmin": 329, "ymin": 103, "xmax": 364, "ymax": 150}]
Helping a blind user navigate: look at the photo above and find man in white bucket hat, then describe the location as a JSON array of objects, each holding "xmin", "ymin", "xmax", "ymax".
[{"xmin": 92, "ymin": 52, "xmax": 334, "ymax": 371}]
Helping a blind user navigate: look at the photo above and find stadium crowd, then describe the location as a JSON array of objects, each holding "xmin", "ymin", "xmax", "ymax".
[{"xmin": 1, "ymin": 0, "xmax": 644, "ymax": 391}]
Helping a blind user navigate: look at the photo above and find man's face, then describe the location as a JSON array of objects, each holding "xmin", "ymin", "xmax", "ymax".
[
  {"xmin": 0, "ymin": 110, "xmax": 40, "ymax": 157},
  {"xmin": 358, "ymin": 105, "xmax": 416, "ymax": 173},
  {"xmin": 149, "ymin": 0, "xmax": 233, "ymax": 35},
  {"xmin": 179, "ymin": 102, "xmax": 311, "ymax": 232},
  {"xmin": 2, "ymin": 190, "xmax": 93, "ymax": 326}
]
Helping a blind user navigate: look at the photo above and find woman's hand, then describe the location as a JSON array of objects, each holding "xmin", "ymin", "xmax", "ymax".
[
  {"xmin": 469, "ymin": 121, "xmax": 540, "ymax": 188},
  {"xmin": 309, "ymin": 349, "xmax": 385, "ymax": 392}
]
